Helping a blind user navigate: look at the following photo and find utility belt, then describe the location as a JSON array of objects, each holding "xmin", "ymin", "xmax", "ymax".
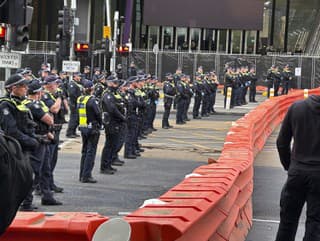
[{"xmin": 164, "ymin": 94, "xmax": 175, "ymax": 99}]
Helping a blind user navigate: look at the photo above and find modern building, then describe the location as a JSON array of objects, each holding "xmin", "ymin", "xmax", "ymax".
[{"xmin": 28, "ymin": 0, "xmax": 320, "ymax": 55}]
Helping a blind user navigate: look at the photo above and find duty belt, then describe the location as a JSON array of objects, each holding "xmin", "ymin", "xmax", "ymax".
[{"xmin": 164, "ymin": 94, "xmax": 175, "ymax": 99}]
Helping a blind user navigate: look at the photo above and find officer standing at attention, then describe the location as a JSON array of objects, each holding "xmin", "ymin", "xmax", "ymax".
[
  {"xmin": 77, "ymin": 80, "xmax": 102, "ymax": 183},
  {"xmin": 162, "ymin": 73, "xmax": 176, "ymax": 129},
  {"xmin": 281, "ymin": 64, "xmax": 294, "ymax": 95},
  {"xmin": 275, "ymin": 94, "xmax": 320, "ymax": 241},
  {"xmin": 176, "ymin": 74, "xmax": 188, "ymax": 124},
  {"xmin": 100, "ymin": 77, "xmax": 126, "ymax": 174},
  {"xmin": 0, "ymin": 74, "xmax": 39, "ymax": 211},
  {"xmin": 66, "ymin": 72, "xmax": 83, "ymax": 138},
  {"xmin": 193, "ymin": 74, "xmax": 204, "ymax": 119},
  {"xmin": 248, "ymin": 67, "xmax": 258, "ymax": 102},
  {"xmin": 24, "ymin": 80, "xmax": 62, "ymax": 206},
  {"xmin": 183, "ymin": 75, "xmax": 193, "ymax": 122}
]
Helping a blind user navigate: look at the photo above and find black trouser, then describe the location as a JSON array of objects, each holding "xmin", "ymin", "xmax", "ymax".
[
  {"xmin": 183, "ymin": 97, "xmax": 191, "ymax": 121},
  {"xmin": 193, "ymin": 95, "xmax": 202, "ymax": 117},
  {"xmin": 249, "ymin": 85, "xmax": 256, "ymax": 101},
  {"xmin": 79, "ymin": 127, "xmax": 100, "ymax": 180},
  {"xmin": 275, "ymin": 169, "xmax": 320, "ymax": 241},
  {"xmin": 201, "ymin": 94, "xmax": 210, "ymax": 116},
  {"xmin": 176, "ymin": 97, "xmax": 185, "ymax": 123},
  {"xmin": 49, "ymin": 129, "xmax": 61, "ymax": 189},
  {"xmin": 162, "ymin": 98, "xmax": 173, "ymax": 127},
  {"xmin": 281, "ymin": 82, "xmax": 289, "ymax": 95},
  {"xmin": 21, "ymin": 152, "xmax": 36, "ymax": 207},
  {"xmin": 147, "ymin": 101, "xmax": 157, "ymax": 129},
  {"xmin": 125, "ymin": 114, "xmax": 138, "ymax": 156},
  {"xmin": 66, "ymin": 104, "xmax": 79, "ymax": 136}
]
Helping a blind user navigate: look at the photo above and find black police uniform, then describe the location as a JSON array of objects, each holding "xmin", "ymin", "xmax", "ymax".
[
  {"xmin": 249, "ymin": 71, "xmax": 258, "ymax": 102},
  {"xmin": 127, "ymin": 66, "xmax": 137, "ymax": 77},
  {"xmin": 146, "ymin": 82, "xmax": 159, "ymax": 131},
  {"xmin": 208, "ymin": 76, "xmax": 218, "ymax": 113},
  {"xmin": 24, "ymin": 87, "xmax": 61, "ymax": 205},
  {"xmin": 192, "ymin": 78, "xmax": 203, "ymax": 118},
  {"xmin": 224, "ymin": 72, "xmax": 234, "ymax": 108},
  {"xmin": 100, "ymin": 86, "xmax": 126, "ymax": 174},
  {"xmin": 94, "ymin": 82, "xmax": 107, "ymax": 101},
  {"xmin": 267, "ymin": 68, "xmax": 281, "ymax": 97},
  {"xmin": 162, "ymin": 78, "xmax": 176, "ymax": 128},
  {"xmin": 183, "ymin": 80, "xmax": 193, "ymax": 122},
  {"xmin": 41, "ymin": 88, "xmax": 64, "ymax": 193},
  {"xmin": 281, "ymin": 68, "xmax": 294, "ymax": 95},
  {"xmin": 0, "ymin": 76, "xmax": 38, "ymax": 211},
  {"xmin": 201, "ymin": 78, "xmax": 211, "ymax": 117},
  {"xmin": 66, "ymin": 78, "xmax": 83, "ymax": 137},
  {"xmin": 124, "ymin": 88, "xmax": 139, "ymax": 158},
  {"xmin": 77, "ymin": 93, "xmax": 101, "ymax": 183},
  {"xmin": 176, "ymin": 79, "xmax": 188, "ymax": 124}
]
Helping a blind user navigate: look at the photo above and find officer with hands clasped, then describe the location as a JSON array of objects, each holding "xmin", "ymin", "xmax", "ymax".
[{"xmin": 77, "ymin": 80, "xmax": 102, "ymax": 183}]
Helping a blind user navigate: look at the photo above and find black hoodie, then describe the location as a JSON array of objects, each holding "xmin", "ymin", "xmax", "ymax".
[{"xmin": 277, "ymin": 95, "xmax": 320, "ymax": 172}]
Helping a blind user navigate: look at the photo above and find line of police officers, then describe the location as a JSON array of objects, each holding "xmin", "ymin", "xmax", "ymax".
[{"xmin": 162, "ymin": 66, "xmax": 219, "ymax": 128}]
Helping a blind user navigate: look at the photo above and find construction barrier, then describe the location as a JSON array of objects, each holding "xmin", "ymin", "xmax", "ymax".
[
  {"xmin": 0, "ymin": 212, "xmax": 108, "ymax": 241},
  {"xmin": 126, "ymin": 89, "xmax": 320, "ymax": 241}
]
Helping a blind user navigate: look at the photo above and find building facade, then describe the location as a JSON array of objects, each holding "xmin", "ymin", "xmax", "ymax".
[{"xmin": 29, "ymin": 0, "xmax": 320, "ymax": 55}]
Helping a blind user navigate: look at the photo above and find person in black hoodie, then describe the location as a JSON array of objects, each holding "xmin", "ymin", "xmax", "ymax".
[{"xmin": 275, "ymin": 95, "xmax": 320, "ymax": 241}]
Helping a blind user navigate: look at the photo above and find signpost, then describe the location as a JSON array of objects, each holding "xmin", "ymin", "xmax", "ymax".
[
  {"xmin": 0, "ymin": 52, "xmax": 21, "ymax": 69},
  {"xmin": 62, "ymin": 60, "xmax": 80, "ymax": 73}
]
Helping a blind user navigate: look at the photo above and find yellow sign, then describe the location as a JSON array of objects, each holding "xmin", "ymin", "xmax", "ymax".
[{"xmin": 103, "ymin": 26, "xmax": 111, "ymax": 39}]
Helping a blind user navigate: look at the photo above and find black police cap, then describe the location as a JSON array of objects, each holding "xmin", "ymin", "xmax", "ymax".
[
  {"xmin": 83, "ymin": 80, "xmax": 94, "ymax": 89},
  {"xmin": 27, "ymin": 79, "xmax": 43, "ymax": 95},
  {"xmin": 5, "ymin": 74, "xmax": 30, "ymax": 88}
]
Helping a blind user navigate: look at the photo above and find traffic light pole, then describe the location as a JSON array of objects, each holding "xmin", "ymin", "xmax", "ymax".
[
  {"xmin": 69, "ymin": 0, "xmax": 76, "ymax": 62},
  {"xmin": 4, "ymin": 25, "xmax": 11, "ymax": 82}
]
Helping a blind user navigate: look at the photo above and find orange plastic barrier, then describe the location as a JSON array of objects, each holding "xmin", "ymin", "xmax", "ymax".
[
  {"xmin": 0, "ymin": 212, "xmax": 108, "ymax": 241},
  {"xmin": 126, "ymin": 89, "xmax": 320, "ymax": 241}
]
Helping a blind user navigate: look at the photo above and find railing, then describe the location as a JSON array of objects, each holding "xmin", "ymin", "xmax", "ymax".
[{"xmin": 27, "ymin": 40, "xmax": 57, "ymax": 54}]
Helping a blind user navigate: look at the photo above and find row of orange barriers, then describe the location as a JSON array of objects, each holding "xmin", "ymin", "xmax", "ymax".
[
  {"xmin": 2, "ymin": 89, "xmax": 319, "ymax": 241},
  {"xmin": 125, "ymin": 89, "xmax": 320, "ymax": 241}
]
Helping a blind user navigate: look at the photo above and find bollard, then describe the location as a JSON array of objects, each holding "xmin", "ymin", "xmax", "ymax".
[
  {"xmin": 226, "ymin": 87, "xmax": 232, "ymax": 110},
  {"xmin": 304, "ymin": 89, "xmax": 308, "ymax": 99},
  {"xmin": 269, "ymin": 88, "xmax": 274, "ymax": 99}
]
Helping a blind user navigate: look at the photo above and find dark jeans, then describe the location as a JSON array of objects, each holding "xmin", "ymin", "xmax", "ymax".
[
  {"xmin": 275, "ymin": 169, "xmax": 320, "ymax": 241},
  {"xmin": 79, "ymin": 128, "xmax": 100, "ymax": 179}
]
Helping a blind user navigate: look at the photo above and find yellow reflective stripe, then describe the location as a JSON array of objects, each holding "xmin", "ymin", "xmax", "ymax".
[
  {"xmin": 39, "ymin": 100, "xmax": 49, "ymax": 113},
  {"xmin": 114, "ymin": 92, "xmax": 122, "ymax": 100},
  {"xmin": 1, "ymin": 98, "xmax": 29, "ymax": 112}
]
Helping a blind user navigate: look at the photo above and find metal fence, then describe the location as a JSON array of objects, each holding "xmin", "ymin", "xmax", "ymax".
[{"xmin": 28, "ymin": 40, "xmax": 57, "ymax": 54}]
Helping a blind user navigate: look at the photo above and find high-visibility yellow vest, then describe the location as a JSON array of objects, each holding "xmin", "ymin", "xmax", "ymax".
[
  {"xmin": 1, "ymin": 98, "xmax": 29, "ymax": 112},
  {"xmin": 77, "ymin": 95, "xmax": 92, "ymax": 127}
]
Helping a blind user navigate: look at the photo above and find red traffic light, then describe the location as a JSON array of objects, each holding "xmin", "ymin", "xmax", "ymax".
[
  {"xmin": 74, "ymin": 42, "xmax": 90, "ymax": 52},
  {"xmin": 0, "ymin": 26, "xmax": 6, "ymax": 39}
]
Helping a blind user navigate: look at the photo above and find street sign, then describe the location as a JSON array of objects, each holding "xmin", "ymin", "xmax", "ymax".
[
  {"xmin": 103, "ymin": 26, "xmax": 111, "ymax": 39},
  {"xmin": 0, "ymin": 52, "xmax": 21, "ymax": 68},
  {"xmin": 62, "ymin": 60, "xmax": 80, "ymax": 73}
]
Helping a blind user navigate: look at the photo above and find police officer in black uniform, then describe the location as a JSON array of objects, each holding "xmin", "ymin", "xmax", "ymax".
[
  {"xmin": 0, "ymin": 74, "xmax": 38, "ymax": 211},
  {"xmin": 100, "ymin": 77, "xmax": 126, "ymax": 174},
  {"xmin": 281, "ymin": 64, "xmax": 294, "ymax": 95},
  {"xmin": 176, "ymin": 74, "xmax": 188, "ymax": 124},
  {"xmin": 66, "ymin": 72, "xmax": 83, "ymax": 137},
  {"xmin": 249, "ymin": 67, "xmax": 258, "ymax": 102},
  {"xmin": 193, "ymin": 74, "xmax": 204, "ymax": 119},
  {"xmin": 24, "ymin": 80, "xmax": 62, "ymax": 205},
  {"xmin": 93, "ymin": 74, "xmax": 107, "ymax": 101},
  {"xmin": 162, "ymin": 73, "xmax": 176, "ymax": 129},
  {"xmin": 77, "ymin": 80, "xmax": 102, "ymax": 183},
  {"xmin": 42, "ymin": 75, "xmax": 65, "ymax": 193}
]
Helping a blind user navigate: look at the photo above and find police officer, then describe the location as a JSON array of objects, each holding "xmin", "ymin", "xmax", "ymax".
[
  {"xmin": 162, "ymin": 73, "xmax": 176, "ymax": 129},
  {"xmin": 42, "ymin": 75, "xmax": 65, "ymax": 193},
  {"xmin": 145, "ymin": 76, "xmax": 159, "ymax": 132},
  {"xmin": 249, "ymin": 67, "xmax": 258, "ymax": 102},
  {"xmin": 77, "ymin": 80, "xmax": 102, "ymax": 183},
  {"xmin": 224, "ymin": 67, "xmax": 234, "ymax": 108},
  {"xmin": 267, "ymin": 65, "xmax": 281, "ymax": 97},
  {"xmin": 0, "ymin": 74, "xmax": 38, "ymax": 211},
  {"xmin": 83, "ymin": 66, "xmax": 91, "ymax": 80},
  {"xmin": 100, "ymin": 76, "xmax": 126, "ymax": 174},
  {"xmin": 24, "ymin": 80, "xmax": 62, "ymax": 205},
  {"xmin": 281, "ymin": 64, "xmax": 294, "ymax": 95},
  {"xmin": 208, "ymin": 71, "xmax": 219, "ymax": 114},
  {"xmin": 66, "ymin": 72, "xmax": 83, "ymax": 138},
  {"xmin": 201, "ymin": 73, "xmax": 211, "ymax": 117},
  {"xmin": 124, "ymin": 77, "xmax": 139, "ymax": 159},
  {"xmin": 176, "ymin": 74, "xmax": 188, "ymax": 124},
  {"xmin": 193, "ymin": 74, "xmax": 203, "ymax": 119},
  {"xmin": 93, "ymin": 74, "xmax": 107, "ymax": 101},
  {"xmin": 92, "ymin": 67, "xmax": 101, "ymax": 84},
  {"xmin": 128, "ymin": 62, "xmax": 137, "ymax": 77}
]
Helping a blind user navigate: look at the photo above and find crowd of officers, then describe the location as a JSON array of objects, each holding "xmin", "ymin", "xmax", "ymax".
[
  {"xmin": 0, "ymin": 63, "xmax": 160, "ymax": 211},
  {"xmin": 162, "ymin": 66, "xmax": 219, "ymax": 128}
]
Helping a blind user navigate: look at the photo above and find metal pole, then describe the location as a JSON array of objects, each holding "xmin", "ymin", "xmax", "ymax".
[
  {"xmin": 4, "ymin": 25, "xmax": 12, "ymax": 81},
  {"xmin": 111, "ymin": 11, "xmax": 119, "ymax": 73},
  {"xmin": 69, "ymin": 0, "xmax": 77, "ymax": 62}
]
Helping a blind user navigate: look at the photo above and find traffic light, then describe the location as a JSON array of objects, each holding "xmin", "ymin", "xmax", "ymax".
[
  {"xmin": 56, "ymin": 33, "xmax": 70, "ymax": 58},
  {"xmin": 10, "ymin": 25, "xmax": 29, "ymax": 51},
  {"xmin": 74, "ymin": 42, "xmax": 90, "ymax": 57},
  {"xmin": 58, "ymin": 9, "xmax": 65, "ymax": 33},
  {"xmin": 58, "ymin": 8, "xmax": 71, "ymax": 37},
  {"xmin": 0, "ymin": 25, "xmax": 6, "ymax": 46},
  {"xmin": 117, "ymin": 45, "xmax": 129, "ymax": 57}
]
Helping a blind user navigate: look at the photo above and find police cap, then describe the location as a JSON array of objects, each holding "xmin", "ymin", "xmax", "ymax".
[
  {"xmin": 127, "ymin": 76, "xmax": 139, "ymax": 83},
  {"xmin": 5, "ymin": 74, "xmax": 30, "ymax": 88},
  {"xmin": 27, "ymin": 79, "xmax": 43, "ymax": 95},
  {"xmin": 43, "ymin": 75, "xmax": 60, "ymax": 85},
  {"xmin": 83, "ymin": 80, "xmax": 94, "ymax": 89}
]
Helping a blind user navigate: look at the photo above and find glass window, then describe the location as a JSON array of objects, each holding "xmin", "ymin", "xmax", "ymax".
[
  {"xmin": 217, "ymin": 30, "xmax": 228, "ymax": 53},
  {"xmin": 245, "ymin": 31, "xmax": 256, "ymax": 54},
  {"xmin": 201, "ymin": 29, "xmax": 215, "ymax": 51},
  {"xmin": 189, "ymin": 28, "xmax": 200, "ymax": 51},
  {"xmin": 231, "ymin": 30, "xmax": 242, "ymax": 54},
  {"xmin": 287, "ymin": 0, "xmax": 320, "ymax": 53},
  {"xmin": 176, "ymin": 27, "xmax": 188, "ymax": 51},
  {"xmin": 140, "ymin": 25, "xmax": 147, "ymax": 49},
  {"xmin": 259, "ymin": 0, "xmax": 273, "ymax": 53},
  {"xmin": 147, "ymin": 26, "xmax": 159, "ymax": 50},
  {"xmin": 273, "ymin": 0, "xmax": 287, "ymax": 51},
  {"xmin": 162, "ymin": 27, "xmax": 174, "ymax": 50}
]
